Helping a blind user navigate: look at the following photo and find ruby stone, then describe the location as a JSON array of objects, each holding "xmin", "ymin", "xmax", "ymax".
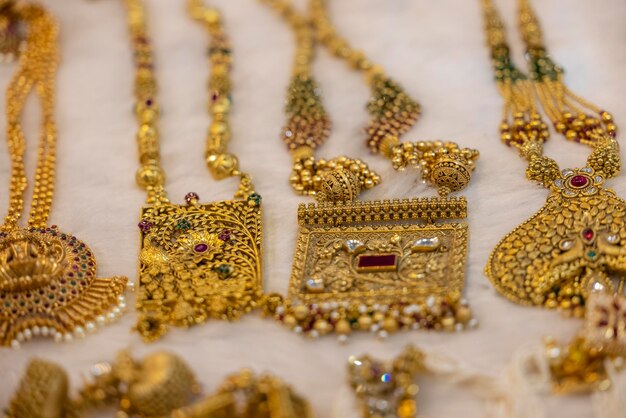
[
  {"xmin": 194, "ymin": 243, "xmax": 208, "ymax": 253},
  {"xmin": 582, "ymin": 228, "xmax": 595, "ymax": 242},
  {"xmin": 357, "ymin": 254, "xmax": 397, "ymax": 268},
  {"xmin": 570, "ymin": 175, "xmax": 589, "ymax": 188}
]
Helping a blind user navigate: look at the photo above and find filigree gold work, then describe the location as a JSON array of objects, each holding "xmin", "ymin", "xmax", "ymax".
[
  {"xmin": 136, "ymin": 198, "xmax": 263, "ymax": 341},
  {"xmin": 291, "ymin": 223, "xmax": 467, "ymax": 303},
  {"xmin": 486, "ymin": 169, "xmax": 626, "ymax": 315},
  {"xmin": 0, "ymin": 227, "xmax": 127, "ymax": 347}
]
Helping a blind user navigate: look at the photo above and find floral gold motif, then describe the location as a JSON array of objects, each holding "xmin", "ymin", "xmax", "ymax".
[
  {"xmin": 290, "ymin": 221, "xmax": 467, "ymax": 304},
  {"xmin": 136, "ymin": 198, "xmax": 262, "ymax": 342}
]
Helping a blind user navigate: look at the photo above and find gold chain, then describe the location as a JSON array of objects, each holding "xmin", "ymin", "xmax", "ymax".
[
  {"xmin": 128, "ymin": 0, "xmax": 254, "ymax": 206},
  {"xmin": 2, "ymin": 3, "xmax": 58, "ymax": 231},
  {"xmin": 480, "ymin": 0, "xmax": 620, "ymax": 186}
]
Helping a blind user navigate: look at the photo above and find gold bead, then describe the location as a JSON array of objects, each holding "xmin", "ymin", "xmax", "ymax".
[
  {"xmin": 455, "ymin": 306, "xmax": 472, "ymax": 324},
  {"xmin": 335, "ymin": 319, "xmax": 351, "ymax": 335},
  {"xmin": 357, "ymin": 315, "xmax": 372, "ymax": 330},
  {"xmin": 441, "ymin": 316, "xmax": 455, "ymax": 331},
  {"xmin": 315, "ymin": 167, "xmax": 361, "ymax": 203},
  {"xmin": 136, "ymin": 164, "xmax": 165, "ymax": 188},
  {"xmin": 313, "ymin": 319, "xmax": 331, "ymax": 335},
  {"xmin": 283, "ymin": 314, "xmax": 297, "ymax": 328},
  {"xmin": 382, "ymin": 317, "xmax": 399, "ymax": 333},
  {"xmin": 206, "ymin": 152, "xmax": 239, "ymax": 180},
  {"xmin": 293, "ymin": 305, "xmax": 309, "ymax": 321}
]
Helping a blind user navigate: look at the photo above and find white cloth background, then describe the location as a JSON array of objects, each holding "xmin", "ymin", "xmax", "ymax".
[{"xmin": 0, "ymin": 0, "xmax": 624, "ymax": 417}]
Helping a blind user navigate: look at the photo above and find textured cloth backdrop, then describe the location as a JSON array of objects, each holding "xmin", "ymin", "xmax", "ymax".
[{"xmin": 0, "ymin": 0, "xmax": 624, "ymax": 417}]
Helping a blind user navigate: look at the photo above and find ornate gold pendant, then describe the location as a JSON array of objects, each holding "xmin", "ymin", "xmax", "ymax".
[
  {"xmin": 0, "ymin": 226, "xmax": 128, "ymax": 347},
  {"xmin": 136, "ymin": 192, "xmax": 263, "ymax": 341},
  {"xmin": 486, "ymin": 167, "xmax": 626, "ymax": 314},
  {"xmin": 265, "ymin": 196, "xmax": 475, "ymax": 340}
]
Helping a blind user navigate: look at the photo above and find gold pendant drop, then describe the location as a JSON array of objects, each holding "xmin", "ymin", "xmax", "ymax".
[
  {"xmin": 127, "ymin": 0, "xmax": 265, "ymax": 341},
  {"xmin": 136, "ymin": 192, "xmax": 263, "ymax": 341},
  {"xmin": 0, "ymin": 227, "xmax": 127, "ymax": 347},
  {"xmin": 486, "ymin": 166, "xmax": 626, "ymax": 314},
  {"xmin": 264, "ymin": 155, "xmax": 477, "ymax": 341}
]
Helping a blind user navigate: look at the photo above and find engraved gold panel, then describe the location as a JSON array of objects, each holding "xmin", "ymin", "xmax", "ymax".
[
  {"xmin": 136, "ymin": 199, "xmax": 262, "ymax": 341},
  {"xmin": 289, "ymin": 222, "xmax": 468, "ymax": 305}
]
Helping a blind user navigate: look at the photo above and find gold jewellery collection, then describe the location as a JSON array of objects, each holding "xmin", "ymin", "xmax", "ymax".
[
  {"xmin": 260, "ymin": 0, "xmax": 479, "ymax": 341},
  {"xmin": 0, "ymin": 1, "xmax": 128, "ymax": 349},
  {"xmin": 480, "ymin": 0, "xmax": 625, "ymax": 397},
  {"xmin": 2, "ymin": 0, "xmax": 625, "ymax": 416}
]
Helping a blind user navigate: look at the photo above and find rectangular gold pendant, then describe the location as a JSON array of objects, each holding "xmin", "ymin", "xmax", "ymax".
[
  {"xmin": 267, "ymin": 197, "xmax": 475, "ymax": 338},
  {"xmin": 135, "ymin": 198, "xmax": 262, "ymax": 341}
]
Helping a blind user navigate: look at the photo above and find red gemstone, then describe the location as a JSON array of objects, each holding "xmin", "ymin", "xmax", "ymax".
[
  {"xmin": 356, "ymin": 254, "xmax": 398, "ymax": 272},
  {"xmin": 582, "ymin": 228, "xmax": 595, "ymax": 242},
  {"xmin": 185, "ymin": 192, "xmax": 200, "ymax": 204},
  {"xmin": 194, "ymin": 243, "xmax": 208, "ymax": 253},
  {"xmin": 570, "ymin": 175, "xmax": 589, "ymax": 188},
  {"xmin": 218, "ymin": 229, "xmax": 232, "ymax": 242}
]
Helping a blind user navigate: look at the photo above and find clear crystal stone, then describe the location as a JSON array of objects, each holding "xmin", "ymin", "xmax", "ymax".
[
  {"xmin": 595, "ymin": 175, "xmax": 604, "ymax": 183},
  {"xmin": 554, "ymin": 179, "xmax": 564, "ymax": 188},
  {"xmin": 411, "ymin": 236, "xmax": 440, "ymax": 252},
  {"xmin": 591, "ymin": 281, "xmax": 605, "ymax": 292},
  {"xmin": 343, "ymin": 239, "xmax": 365, "ymax": 254},
  {"xmin": 581, "ymin": 167, "xmax": 593, "ymax": 173},
  {"xmin": 559, "ymin": 239, "xmax": 574, "ymax": 251},
  {"xmin": 584, "ymin": 187, "xmax": 597, "ymax": 195},
  {"xmin": 305, "ymin": 277, "xmax": 324, "ymax": 292},
  {"xmin": 562, "ymin": 169, "xmax": 574, "ymax": 177},
  {"xmin": 563, "ymin": 189, "xmax": 577, "ymax": 197},
  {"xmin": 607, "ymin": 234, "xmax": 620, "ymax": 244}
]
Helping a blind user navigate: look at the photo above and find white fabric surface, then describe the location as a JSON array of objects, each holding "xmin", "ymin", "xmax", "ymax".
[{"xmin": 1, "ymin": 0, "xmax": 624, "ymax": 416}]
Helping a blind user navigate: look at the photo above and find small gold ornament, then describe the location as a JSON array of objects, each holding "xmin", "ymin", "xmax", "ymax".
[
  {"xmin": 126, "ymin": 0, "xmax": 263, "ymax": 341},
  {"xmin": 541, "ymin": 293, "xmax": 626, "ymax": 395},
  {"xmin": 348, "ymin": 346, "xmax": 426, "ymax": 418}
]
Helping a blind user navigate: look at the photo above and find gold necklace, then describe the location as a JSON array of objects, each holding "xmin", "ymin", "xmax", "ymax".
[
  {"xmin": 260, "ymin": 0, "xmax": 478, "ymax": 341},
  {"xmin": 481, "ymin": 0, "xmax": 624, "ymax": 315},
  {"xmin": 127, "ymin": 0, "xmax": 263, "ymax": 342},
  {"xmin": 0, "ymin": 2, "xmax": 128, "ymax": 348}
]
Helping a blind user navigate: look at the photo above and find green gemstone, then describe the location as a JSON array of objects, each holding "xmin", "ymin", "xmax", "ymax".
[
  {"xmin": 176, "ymin": 219, "xmax": 192, "ymax": 230},
  {"xmin": 216, "ymin": 263, "xmax": 234, "ymax": 278},
  {"xmin": 587, "ymin": 250, "xmax": 597, "ymax": 258}
]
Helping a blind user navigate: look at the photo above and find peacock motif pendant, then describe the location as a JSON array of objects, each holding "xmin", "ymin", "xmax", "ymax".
[
  {"xmin": 486, "ymin": 167, "xmax": 626, "ymax": 315},
  {"xmin": 135, "ymin": 192, "xmax": 263, "ymax": 342}
]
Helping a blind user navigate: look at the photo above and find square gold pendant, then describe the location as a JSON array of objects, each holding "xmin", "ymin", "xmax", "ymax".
[
  {"xmin": 289, "ymin": 221, "xmax": 468, "ymax": 304},
  {"xmin": 266, "ymin": 197, "xmax": 475, "ymax": 339},
  {"xmin": 135, "ymin": 197, "xmax": 262, "ymax": 341}
]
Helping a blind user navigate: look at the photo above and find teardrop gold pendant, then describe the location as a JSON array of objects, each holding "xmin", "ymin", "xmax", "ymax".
[{"xmin": 486, "ymin": 167, "xmax": 626, "ymax": 314}]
